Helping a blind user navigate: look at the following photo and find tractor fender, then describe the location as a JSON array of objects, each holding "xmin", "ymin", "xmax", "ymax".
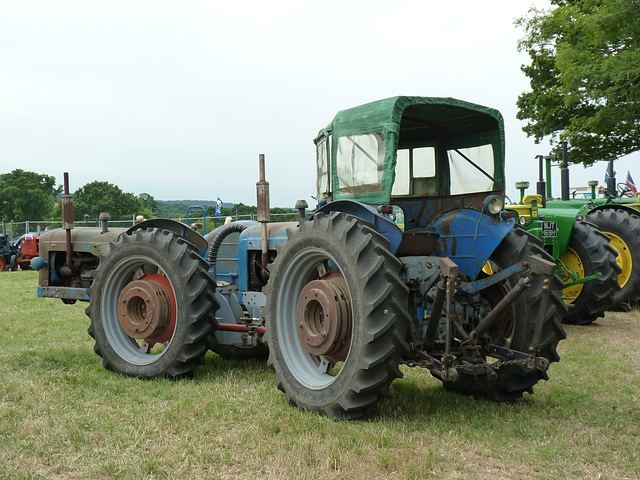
[
  {"xmin": 128, "ymin": 218, "xmax": 208, "ymax": 253},
  {"xmin": 313, "ymin": 200, "xmax": 403, "ymax": 254},
  {"xmin": 430, "ymin": 209, "xmax": 515, "ymax": 279},
  {"xmin": 579, "ymin": 203, "xmax": 640, "ymax": 220}
]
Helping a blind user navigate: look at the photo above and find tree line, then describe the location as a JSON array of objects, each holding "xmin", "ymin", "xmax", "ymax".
[{"xmin": 0, "ymin": 169, "xmax": 293, "ymax": 223}]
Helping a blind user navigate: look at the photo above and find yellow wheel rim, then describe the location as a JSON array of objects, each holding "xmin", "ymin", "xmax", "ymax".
[
  {"xmin": 482, "ymin": 261, "xmax": 494, "ymax": 275},
  {"xmin": 560, "ymin": 247, "xmax": 584, "ymax": 304},
  {"xmin": 604, "ymin": 231, "xmax": 632, "ymax": 288}
]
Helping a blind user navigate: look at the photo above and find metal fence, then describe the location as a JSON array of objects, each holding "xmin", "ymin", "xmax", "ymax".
[{"xmin": 1, "ymin": 213, "xmax": 302, "ymax": 239}]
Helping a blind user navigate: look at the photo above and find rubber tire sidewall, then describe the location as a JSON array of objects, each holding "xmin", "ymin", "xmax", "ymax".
[
  {"xmin": 560, "ymin": 220, "xmax": 620, "ymax": 325},
  {"xmin": 86, "ymin": 228, "xmax": 217, "ymax": 378},
  {"xmin": 265, "ymin": 212, "xmax": 410, "ymax": 418}
]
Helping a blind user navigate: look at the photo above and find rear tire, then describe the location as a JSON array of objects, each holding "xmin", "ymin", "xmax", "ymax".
[
  {"xmin": 86, "ymin": 228, "xmax": 219, "ymax": 378},
  {"xmin": 441, "ymin": 227, "xmax": 566, "ymax": 401},
  {"xmin": 559, "ymin": 220, "xmax": 620, "ymax": 325},
  {"xmin": 265, "ymin": 212, "xmax": 410, "ymax": 418},
  {"xmin": 586, "ymin": 209, "xmax": 640, "ymax": 309}
]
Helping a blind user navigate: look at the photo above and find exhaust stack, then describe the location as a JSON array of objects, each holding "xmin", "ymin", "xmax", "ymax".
[
  {"xmin": 256, "ymin": 154, "xmax": 270, "ymax": 268},
  {"xmin": 62, "ymin": 172, "xmax": 74, "ymax": 275},
  {"xmin": 560, "ymin": 141, "xmax": 570, "ymax": 200}
]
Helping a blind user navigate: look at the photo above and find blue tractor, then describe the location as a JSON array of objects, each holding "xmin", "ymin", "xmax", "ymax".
[{"xmin": 33, "ymin": 97, "xmax": 565, "ymax": 418}]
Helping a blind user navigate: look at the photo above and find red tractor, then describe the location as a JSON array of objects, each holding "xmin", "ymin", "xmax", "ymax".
[
  {"xmin": 0, "ymin": 234, "xmax": 11, "ymax": 271},
  {"xmin": 10, "ymin": 233, "xmax": 41, "ymax": 271}
]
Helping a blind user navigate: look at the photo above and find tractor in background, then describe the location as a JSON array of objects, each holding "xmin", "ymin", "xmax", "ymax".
[
  {"xmin": 32, "ymin": 97, "xmax": 566, "ymax": 418},
  {"xmin": 507, "ymin": 188, "xmax": 619, "ymax": 325},
  {"xmin": 0, "ymin": 233, "xmax": 11, "ymax": 271},
  {"xmin": 8, "ymin": 233, "xmax": 41, "ymax": 271},
  {"xmin": 518, "ymin": 145, "xmax": 640, "ymax": 310}
]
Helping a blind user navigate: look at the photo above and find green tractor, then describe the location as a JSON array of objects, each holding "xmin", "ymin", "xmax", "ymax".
[
  {"xmin": 526, "ymin": 146, "xmax": 640, "ymax": 310},
  {"xmin": 507, "ymin": 190, "xmax": 620, "ymax": 325}
]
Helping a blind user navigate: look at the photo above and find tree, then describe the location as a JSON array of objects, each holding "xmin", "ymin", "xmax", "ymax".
[
  {"xmin": 0, "ymin": 169, "xmax": 60, "ymax": 222},
  {"xmin": 138, "ymin": 193, "xmax": 158, "ymax": 214},
  {"xmin": 516, "ymin": 0, "xmax": 640, "ymax": 165},
  {"xmin": 71, "ymin": 181, "xmax": 148, "ymax": 221}
]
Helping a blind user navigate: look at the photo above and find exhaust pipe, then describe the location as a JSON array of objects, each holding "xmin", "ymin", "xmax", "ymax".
[
  {"xmin": 536, "ymin": 155, "xmax": 546, "ymax": 207},
  {"xmin": 256, "ymin": 154, "xmax": 270, "ymax": 268},
  {"xmin": 62, "ymin": 172, "xmax": 74, "ymax": 275},
  {"xmin": 560, "ymin": 141, "xmax": 570, "ymax": 200}
]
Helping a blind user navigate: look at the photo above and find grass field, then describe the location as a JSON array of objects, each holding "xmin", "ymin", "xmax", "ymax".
[{"xmin": 1, "ymin": 271, "xmax": 639, "ymax": 479}]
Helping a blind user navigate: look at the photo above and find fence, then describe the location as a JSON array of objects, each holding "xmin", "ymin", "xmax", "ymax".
[{"xmin": 1, "ymin": 213, "xmax": 303, "ymax": 239}]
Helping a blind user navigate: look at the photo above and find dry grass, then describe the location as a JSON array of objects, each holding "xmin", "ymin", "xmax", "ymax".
[{"xmin": 1, "ymin": 271, "xmax": 639, "ymax": 479}]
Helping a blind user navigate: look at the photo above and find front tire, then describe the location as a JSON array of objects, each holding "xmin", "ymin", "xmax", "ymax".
[
  {"xmin": 559, "ymin": 220, "xmax": 620, "ymax": 325},
  {"xmin": 265, "ymin": 212, "xmax": 410, "ymax": 418},
  {"xmin": 86, "ymin": 228, "xmax": 219, "ymax": 378}
]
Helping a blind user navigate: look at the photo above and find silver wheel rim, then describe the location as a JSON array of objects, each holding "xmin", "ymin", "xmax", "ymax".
[
  {"xmin": 274, "ymin": 247, "xmax": 352, "ymax": 390},
  {"xmin": 101, "ymin": 255, "xmax": 177, "ymax": 365}
]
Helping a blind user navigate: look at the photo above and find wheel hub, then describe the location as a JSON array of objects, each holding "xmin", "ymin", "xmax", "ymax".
[
  {"xmin": 296, "ymin": 275, "xmax": 351, "ymax": 360},
  {"xmin": 117, "ymin": 279, "xmax": 172, "ymax": 339}
]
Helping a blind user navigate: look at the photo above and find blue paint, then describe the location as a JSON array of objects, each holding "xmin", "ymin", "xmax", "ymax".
[{"xmin": 430, "ymin": 209, "xmax": 514, "ymax": 279}]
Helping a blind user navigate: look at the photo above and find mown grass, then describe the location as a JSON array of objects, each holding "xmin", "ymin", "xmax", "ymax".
[{"xmin": 1, "ymin": 271, "xmax": 639, "ymax": 479}]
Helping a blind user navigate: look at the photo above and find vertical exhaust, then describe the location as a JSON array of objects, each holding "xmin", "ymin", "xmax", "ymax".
[
  {"xmin": 256, "ymin": 154, "xmax": 270, "ymax": 268},
  {"xmin": 606, "ymin": 158, "xmax": 616, "ymax": 194},
  {"xmin": 560, "ymin": 141, "xmax": 570, "ymax": 200},
  {"xmin": 62, "ymin": 172, "xmax": 74, "ymax": 274},
  {"xmin": 536, "ymin": 155, "xmax": 546, "ymax": 207}
]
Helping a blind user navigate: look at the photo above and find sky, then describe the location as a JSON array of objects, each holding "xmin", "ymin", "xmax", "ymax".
[{"xmin": 1, "ymin": 0, "xmax": 638, "ymax": 209}]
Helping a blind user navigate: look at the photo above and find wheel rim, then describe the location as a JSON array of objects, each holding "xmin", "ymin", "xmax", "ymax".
[
  {"xmin": 0, "ymin": 257, "xmax": 4, "ymax": 271},
  {"xmin": 560, "ymin": 247, "xmax": 584, "ymax": 304},
  {"xmin": 604, "ymin": 231, "xmax": 632, "ymax": 288},
  {"xmin": 275, "ymin": 248, "xmax": 353, "ymax": 390},
  {"xmin": 102, "ymin": 255, "xmax": 177, "ymax": 365}
]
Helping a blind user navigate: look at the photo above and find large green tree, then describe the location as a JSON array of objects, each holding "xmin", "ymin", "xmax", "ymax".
[
  {"xmin": 517, "ymin": 0, "xmax": 640, "ymax": 164},
  {"xmin": 72, "ymin": 181, "xmax": 148, "ymax": 221},
  {"xmin": 0, "ymin": 169, "xmax": 60, "ymax": 222}
]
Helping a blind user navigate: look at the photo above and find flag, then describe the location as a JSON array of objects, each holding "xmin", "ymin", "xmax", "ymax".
[
  {"xmin": 215, "ymin": 197, "xmax": 222, "ymax": 216},
  {"xmin": 626, "ymin": 171, "xmax": 637, "ymax": 196}
]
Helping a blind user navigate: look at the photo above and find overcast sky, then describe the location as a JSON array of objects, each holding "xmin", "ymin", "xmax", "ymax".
[{"xmin": 1, "ymin": 0, "xmax": 638, "ymax": 208}]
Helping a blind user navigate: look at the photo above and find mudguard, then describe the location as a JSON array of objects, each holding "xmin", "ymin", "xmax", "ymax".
[
  {"xmin": 313, "ymin": 200, "xmax": 403, "ymax": 254},
  {"xmin": 430, "ymin": 209, "xmax": 515, "ymax": 279}
]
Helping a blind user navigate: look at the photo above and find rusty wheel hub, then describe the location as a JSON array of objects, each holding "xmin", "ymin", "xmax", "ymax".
[
  {"xmin": 117, "ymin": 279, "xmax": 172, "ymax": 339},
  {"xmin": 296, "ymin": 275, "xmax": 352, "ymax": 361}
]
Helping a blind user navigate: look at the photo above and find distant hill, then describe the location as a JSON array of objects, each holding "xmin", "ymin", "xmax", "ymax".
[
  {"xmin": 154, "ymin": 200, "xmax": 296, "ymax": 218},
  {"xmin": 158, "ymin": 200, "xmax": 234, "ymax": 208},
  {"xmin": 155, "ymin": 200, "xmax": 234, "ymax": 218}
]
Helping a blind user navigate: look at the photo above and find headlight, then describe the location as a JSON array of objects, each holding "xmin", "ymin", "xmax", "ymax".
[{"xmin": 483, "ymin": 195, "xmax": 504, "ymax": 215}]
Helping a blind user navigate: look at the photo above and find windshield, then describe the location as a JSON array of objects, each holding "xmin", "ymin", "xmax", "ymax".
[
  {"xmin": 448, "ymin": 144, "xmax": 495, "ymax": 195},
  {"xmin": 336, "ymin": 132, "xmax": 385, "ymax": 195}
]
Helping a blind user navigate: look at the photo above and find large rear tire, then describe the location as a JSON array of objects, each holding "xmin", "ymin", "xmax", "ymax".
[
  {"xmin": 586, "ymin": 209, "xmax": 640, "ymax": 309},
  {"xmin": 265, "ymin": 212, "xmax": 410, "ymax": 418},
  {"xmin": 559, "ymin": 220, "xmax": 620, "ymax": 325},
  {"xmin": 442, "ymin": 227, "xmax": 566, "ymax": 401},
  {"xmin": 86, "ymin": 228, "xmax": 218, "ymax": 378}
]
